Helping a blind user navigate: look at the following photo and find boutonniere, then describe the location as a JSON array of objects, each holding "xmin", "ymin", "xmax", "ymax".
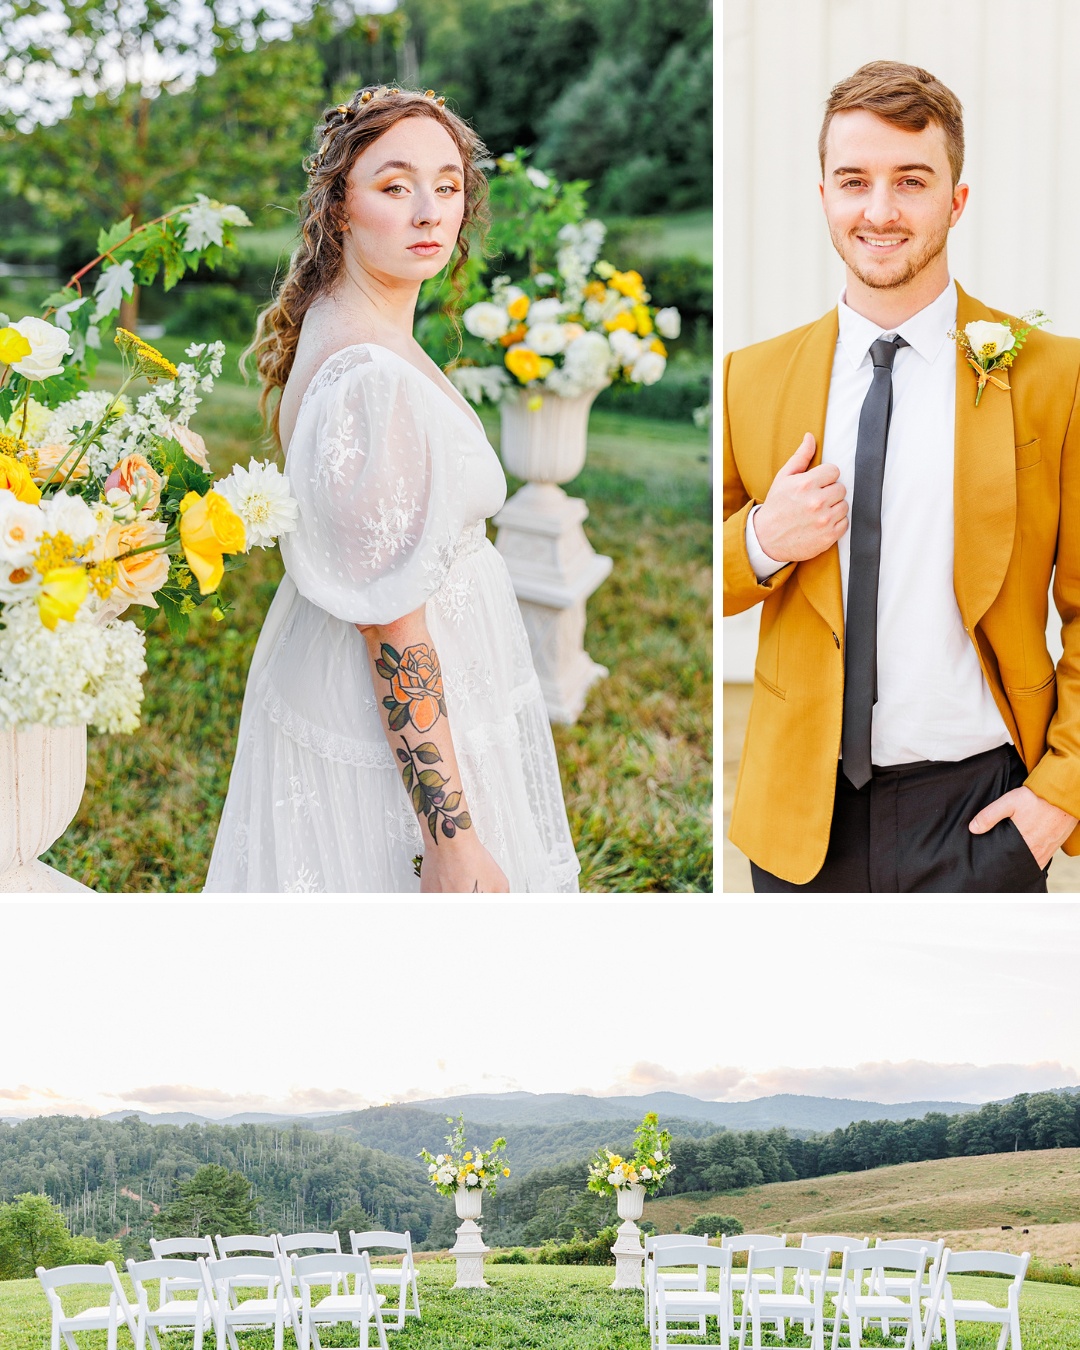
[{"xmin": 949, "ymin": 311, "xmax": 1050, "ymax": 406}]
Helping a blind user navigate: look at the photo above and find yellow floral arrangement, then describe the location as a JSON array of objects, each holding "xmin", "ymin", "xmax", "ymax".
[{"xmin": 419, "ymin": 1115, "xmax": 511, "ymax": 1197}]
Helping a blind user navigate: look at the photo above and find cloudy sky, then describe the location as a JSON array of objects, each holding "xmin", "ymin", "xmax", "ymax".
[{"xmin": 1, "ymin": 900, "xmax": 1077, "ymax": 1120}]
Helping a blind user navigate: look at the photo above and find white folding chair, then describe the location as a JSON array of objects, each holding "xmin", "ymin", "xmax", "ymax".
[
  {"xmin": 832, "ymin": 1246, "xmax": 928, "ymax": 1350},
  {"xmin": 796, "ymin": 1235, "xmax": 868, "ymax": 1330},
  {"xmin": 644, "ymin": 1234, "xmax": 709, "ymax": 1340},
  {"xmin": 149, "ymin": 1236, "xmax": 217, "ymax": 1305},
  {"xmin": 350, "ymin": 1229, "xmax": 420, "ymax": 1329},
  {"xmin": 920, "ymin": 1248, "xmax": 1028, "ymax": 1350},
  {"xmin": 721, "ymin": 1233, "xmax": 786, "ymax": 1341},
  {"xmin": 294, "ymin": 1251, "xmax": 388, "ymax": 1350},
  {"xmin": 127, "ymin": 1257, "xmax": 213, "ymax": 1350},
  {"xmin": 36, "ymin": 1262, "xmax": 137, "ymax": 1350},
  {"xmin": 214, "ymin": 1236, "xmax": 279, "ymax": 1309},
  {"xmin": 653, "ymin": 1244, "xmax": 733, "ymax": 1350},
  {"xmin": 873, "ymin": 1239, "xmax": 944, "ymax": 1338},
  {"xmin": 741, "ymin": 1247, "xmax": 830, "ymax": 1350},
  {"xmin": 203, "ymin": 1255, "xmax": 288, "ymax": 1350},
  {"xmin": 277, "ymin": 1231, "xmax": 345, "ymax": 1343}
]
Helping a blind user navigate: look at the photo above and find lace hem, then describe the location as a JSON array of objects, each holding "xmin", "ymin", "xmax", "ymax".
[{"xmin": 261, "ymin": 672, "xmax": 546, "ymax": 766}]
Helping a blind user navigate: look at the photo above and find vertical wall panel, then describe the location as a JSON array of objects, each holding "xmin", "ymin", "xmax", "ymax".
[{"xmin": 723, "ymin": 0, "xmax": 1080, "ymax": 680}]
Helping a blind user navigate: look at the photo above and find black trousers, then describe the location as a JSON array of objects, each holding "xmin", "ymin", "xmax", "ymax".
[{"xmin": 751, "ymin": 744, "xmax": 1050, "ymax": 894}]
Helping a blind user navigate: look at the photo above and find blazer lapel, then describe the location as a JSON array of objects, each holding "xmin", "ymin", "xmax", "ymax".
[
  {"xmin": 777, "ymin": 309, "xmax": 843, "ymax": 635},
  {"xmin": 952, "ymin": 284, "xmax": 1017, "ymax": 628}
]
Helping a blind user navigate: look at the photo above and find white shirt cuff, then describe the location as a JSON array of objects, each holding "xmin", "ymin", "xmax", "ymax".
[{"xmin": 745, "ymin": 504, "xmax": 786, "ymax": 581}]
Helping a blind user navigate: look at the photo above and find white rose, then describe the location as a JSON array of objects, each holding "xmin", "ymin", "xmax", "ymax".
[
  {"xmin": 528, "ymin": 298, "xmax": 565, "ymax": 326},
  {"xmin": 526, "ymin": 322, "xmax": 567, "ymax": 356},
  {"xmin": 10, "ymin": 316, "xmax": 73, "ymax": 381},
  {"xmin": 463, "ymin": 302, "xmax": 510, "ymax": 342},
  {"xmin": 609, "ymin": 329, "xmax": 643, "ymax": 365},
  {"xmin": 0, "ymin": 558, "xmax": 42, "ymax": 601},
  {"xmin": 641, "ymin": 1167, "xmax": 652, "ymax": 1180},
  {"xmin": 653, "ymin": 1151, "xmax": 664, "ymax": 1162},
  {"xmin": 465, "ymin": 1172, "xmax": 479, "ymax": 1186},
  {"xmin": 964, "ymin": 320, "xmax": 1014, "ymax": 360},
  {"xmin": 0, "ymin": 492, "xmax": 43, "ymax": 566},
  {"xmin": 631, "ymin": 351, "xmax": 666, "ymax": 386},
  {"xmin": 41, "ymin": 491, "xmax": 97, "ymax": 546},
  {"xmin": 655, "ymin": 307, "xmax": 682, "ymax": 340}
]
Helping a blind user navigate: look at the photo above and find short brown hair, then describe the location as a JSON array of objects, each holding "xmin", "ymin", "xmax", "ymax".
[{"xmin": 819, "ymin": 60, "xmax": 965, "ymax": 184}]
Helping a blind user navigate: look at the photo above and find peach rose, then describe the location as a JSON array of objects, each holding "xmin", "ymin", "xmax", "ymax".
[
  {"xmin": 29, "ymin": 441, "xmax": 90, "ymax": 484},
  {"xmin": 104, "ymin": 453, "xmax": 163, "ymax": 510},
  {"xmin": 112, "ymin": 518, "xmax": 170, "ymax": 608}
]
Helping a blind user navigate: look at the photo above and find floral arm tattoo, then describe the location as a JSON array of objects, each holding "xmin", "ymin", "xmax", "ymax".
[{"xmin": 374, "ymin": 641, "xmax": 473, "ymax": 844}]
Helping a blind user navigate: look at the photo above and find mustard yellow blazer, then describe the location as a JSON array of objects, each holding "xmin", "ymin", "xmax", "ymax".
[{"xmin": 723, "ymin": 285, "xmax": 1080, "ymax": 884}]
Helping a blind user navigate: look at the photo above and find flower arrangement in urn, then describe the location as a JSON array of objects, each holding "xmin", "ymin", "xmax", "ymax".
[
  {"xmin": 0, "ymin": 199, "xmax": 297, "ymax": 734},
  {"xmin": 419, "ymin": 1115, "xmax": 510, "ymax": 1197},
  {"xmin": 446, "ymin": 153, "xmax": 681, "ymax": 409},
  {"xmin": 587, "ymin": 1113, "xmax": 675, "ymax": 1197}
]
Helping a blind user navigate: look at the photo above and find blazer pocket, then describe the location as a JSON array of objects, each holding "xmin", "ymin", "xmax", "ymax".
[
  {"xmin": 754, "ymin": 669, "xmax": 786, "ymax": 701},
  {"xmin": 1015, "ymin": 437, "xmax": 1041, "ymax": 469},
  {"xmin": 1007, "ymin": 671, "xmax": 1055, "ymax": 697}
]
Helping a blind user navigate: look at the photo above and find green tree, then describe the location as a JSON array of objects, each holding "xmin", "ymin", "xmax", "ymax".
[
  {"xmin": 0, "ymin": 1193, "xmax": 75, "ymax": 1278},
  {"xmin": 157, "ymin": 1164, "xmax": 256, "ymax": 1239}
]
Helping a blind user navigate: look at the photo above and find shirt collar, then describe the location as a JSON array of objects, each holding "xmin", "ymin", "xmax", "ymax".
[{"xmin": 837, "ymin": 278, "xmax": 957, "ymax": 370}]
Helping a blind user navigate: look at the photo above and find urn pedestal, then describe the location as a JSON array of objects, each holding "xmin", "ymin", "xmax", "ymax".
[
  {"xmin": 610, "ymin": 1183, "xmax": 646, "ymax": 1290},
  {"xmin": 493, "ymin": 386, "xmax": 612, "ymax": 724},
  {"xmin": 450, "ymin": 1186, "xmax": 489, "ymax": 1288},
  {"xmin": 0, "ymin": 724, "xmax": 92, "ymax": 892}
]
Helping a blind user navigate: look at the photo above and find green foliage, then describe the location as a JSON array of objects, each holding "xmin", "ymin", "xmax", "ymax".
[
  {"xmin": 0, "ymin": 1193, "xmax": 119, "ymax": 1279},
  {"xmin": 489, "ymin": 1247, "xmax": 531, "ymax": 1264},
  {"xmin": 156, "ymin": 1164, "xmax": 256, "ymax": 1239},
  {"xmin": 684, "ymin": 1212, "xmax": 742, "ymax": 1238},
  {"xmin": 535, "ymin": 1224, "xmax": 618, "ymax": 1266},
  {"xmin": 329, "ymin": 1202, "xmax": 376, "ymax": 1250},
  {"xmin": 169, "ymin": 285, "xmax": 259, "ymax": 344}
]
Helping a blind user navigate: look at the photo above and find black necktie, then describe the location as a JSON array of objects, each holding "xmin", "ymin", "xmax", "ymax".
[{"xmin": 842, "ymin": 334, "xmax": 908, "ymax": 789}]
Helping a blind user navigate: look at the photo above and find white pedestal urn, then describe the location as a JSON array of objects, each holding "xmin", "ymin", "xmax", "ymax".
[
  {"xmin": 610, "ymin": 1182, "xmax": 646, "ymax": 1289},
  {"xmin": 0, "ymin": 724, "xmax": 93, "ymax": 892},
  {"xmin": 493, "ymin": 384, "xmax": 613, "ymax": 724},
  {"xmin": 450, "ymin": 1184, "xmax": 490, "ymax": 1289}
]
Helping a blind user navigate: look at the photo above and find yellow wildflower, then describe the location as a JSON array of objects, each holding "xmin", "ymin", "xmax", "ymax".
[
  {"xmin": 34, "ymin": 532, "xmax": 79, "ymax": 575},
  {"xmin": 0, "ymin": 327, "xmax": 32, "ymax": 365},
  {"xmin": 0, "ymin": 453, "xmax": 41, "ymax": 504},
  {"xmin": 507, "ymin": 295, "xmax": 530, "ymax": 322},
  {"xmin": 505, "ymin": 346, "xmax": 543, "ymax": 383},
  {"xmin": 38, "ymin": 566, "xmax": 88, "ymax": 630},
  {"xmin": 87, "ymin": 559, "xmax": 118, "ymax": 599},
  {"xmin": 0, "ymin": 432, "xmax": 29, "ymax": 459},
  {"xmin": 114, "ymin": 327, "xmax": 179, "ymax": 381}
]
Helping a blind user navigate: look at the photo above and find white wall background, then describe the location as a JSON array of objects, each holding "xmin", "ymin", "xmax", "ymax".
[{"xmin": 723, "ymin": 0, "xmax": 1080, "ymax": 679}]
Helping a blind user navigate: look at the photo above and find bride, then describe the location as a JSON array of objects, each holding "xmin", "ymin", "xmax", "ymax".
[{"xmin": 204, "ymin": 85, "xmax": 580, "ymax": 894}]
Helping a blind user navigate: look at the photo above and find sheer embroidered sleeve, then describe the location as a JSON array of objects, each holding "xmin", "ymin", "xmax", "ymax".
[{"xmin": 280, "ymin": 348, "xmax": 467, "ymax": 626}]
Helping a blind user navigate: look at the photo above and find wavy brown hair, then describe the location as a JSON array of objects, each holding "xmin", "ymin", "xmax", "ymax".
[{"xmin": 246, "ymin": 85, "xmax": 491, "ymax": 442}]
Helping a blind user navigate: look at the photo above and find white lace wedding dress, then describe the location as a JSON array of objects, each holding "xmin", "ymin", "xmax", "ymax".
[{"xmin": 204, "ymin": 343, "xmax": 580, "ymax": 893}]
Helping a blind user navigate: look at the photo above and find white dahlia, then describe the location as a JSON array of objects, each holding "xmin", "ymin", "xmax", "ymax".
[{"xmin": 214, "ymin": 458, "xmax": 298, "ymax": 549}]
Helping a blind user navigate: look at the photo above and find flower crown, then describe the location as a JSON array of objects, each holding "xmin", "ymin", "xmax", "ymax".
[{"xmin": 307, "ymin": 86, "xmax": 447, "ymax": 175}]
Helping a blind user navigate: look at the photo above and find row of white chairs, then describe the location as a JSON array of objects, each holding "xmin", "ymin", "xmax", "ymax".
[
  {"xmin": 37, "ymin": 1228, "xmax": 418, "ymax": 1350},
  {"xmin": 644, "ymin": 1232, "xmax": 1030, "ymax": 1350}
]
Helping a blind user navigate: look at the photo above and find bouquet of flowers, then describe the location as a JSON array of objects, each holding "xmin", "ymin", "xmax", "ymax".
[
  {"xmin": 0, "ymin": 199, "xmax": 297, "ymax": 734},
  {"xmin": 419, "ymin": 1115, "xmax": 510, "ymax": 1197},
  {"xmin": 586, "ymin": 1112, "xmax": 675, "ymax": 1197},
  {"xmin": 448, "ymin": 153, "xmax": 681, "ymax": 407}
]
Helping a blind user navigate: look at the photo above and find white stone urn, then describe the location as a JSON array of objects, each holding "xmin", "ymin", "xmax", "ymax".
[
  {"xmin": 449, "ymin": 1184, "xmax": 489, "ymax": 1288},
  {"xmin": 0, "ymin": 724, "xmax": 93, "ymax": 892},
  {"xmin": 611, "ymin": 1183, "xmax": 646, "ymax": 1290},
  {"xmin": 493, "ymin": 384, "xmax": 613, "ymax": 724}
]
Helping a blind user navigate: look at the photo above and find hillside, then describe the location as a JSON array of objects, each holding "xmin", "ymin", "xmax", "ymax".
[{"xmin": 643, "ymin": 1147, "xmax": 1080, "ymax": 1263}]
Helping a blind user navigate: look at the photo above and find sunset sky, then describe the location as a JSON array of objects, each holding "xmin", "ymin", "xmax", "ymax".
[{"xmin": 2, "ymin": 900, "xmax": 1076, "ymax": 1120}]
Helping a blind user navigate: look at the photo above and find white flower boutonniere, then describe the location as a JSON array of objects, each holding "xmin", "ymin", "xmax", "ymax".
[{"xmin": 950, "ymin": 310, "xmax": 1050, "ymax": 406}]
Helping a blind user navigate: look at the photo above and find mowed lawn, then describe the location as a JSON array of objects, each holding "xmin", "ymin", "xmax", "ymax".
[
  {"xmin": 644, "ymin": 1148, "xmax": 1080, "ymax": 1266},
  {"xmin": 42, "ymin": 345, "xmax": 712, "ymax": 893},
  {"xmin": 3, "ymin": 1263, "xmax": 1078, "ymax": 1349}
]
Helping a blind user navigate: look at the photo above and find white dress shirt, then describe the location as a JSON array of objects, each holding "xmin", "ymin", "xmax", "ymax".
[{"xmin": 747, "ymin": 279, "xmax": 1011, "ymax": 766}]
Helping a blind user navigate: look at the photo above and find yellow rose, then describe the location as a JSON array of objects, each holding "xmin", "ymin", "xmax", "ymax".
[
  {"xmin": 0, "ymin": 453, "xmax": 42, "ymax": 504},
  {"xmin": 583, "ymin": 281, "xmax": 607, "ymax": 304},
  {"xmin": 504, "ymin": 346, "xmax": 543, "ymax": 383},
  {"xmin": 38, "ymin": 566, "xmax": 88, "ymax": 630},
  {"xmin": 609, "ymin": 269, "xmax": 646, "ymax": 301},
  {"xmin": 632, "ymin": 303, "xmax": 654, "ymax": 336},
  {"xmin": 0, "ymin": 328, "xmax": 32, "ymax": 365},
  {"xmin": 113, "ymin": 519, "xmax": 170, "ymax": 608},
  {"xmin": 650, "ymin": 337, "xmax": 668, "ymax": 357},
  {"xmin": 178, "ymin": 489, "xmax": 246, "ymax": 595},
  {"xmin": 603, "ymin": 311, "xmax": 637, "ymax": 333},
  {"xmin": 537, "ymin": 357, "xmax": 554, "ymax": 376},
  {"xmin": 507, "ymin": 295, "xmax": 530, "ymax": 321}
]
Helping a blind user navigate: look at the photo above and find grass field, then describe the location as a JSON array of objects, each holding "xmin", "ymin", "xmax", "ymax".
[
  {"xmin": 643, "ymin": 1148, "xmax": 1080, "ymax": 1265},
  {"xmin": 39, "ymin": 345, "xmax": 712, "ymax": 893},
  {"xmin": 2, "ymin": 1263, "xmax": 1076, "ymax": 1349}
]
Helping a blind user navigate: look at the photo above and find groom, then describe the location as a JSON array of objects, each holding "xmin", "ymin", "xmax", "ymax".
[{"xmin": 724, "ymin": 60, "xmax": 1080, "ymax": 892}]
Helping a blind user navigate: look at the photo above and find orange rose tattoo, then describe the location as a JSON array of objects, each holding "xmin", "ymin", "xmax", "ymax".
[{"xmin": 376, "ymin": 642, "xmax": 447, "ymax": 732}]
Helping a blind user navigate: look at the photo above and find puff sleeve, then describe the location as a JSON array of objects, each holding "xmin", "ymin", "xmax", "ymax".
[{"xmin": 280, "ymin": 348, "xmax": 467, "ymax": 625}]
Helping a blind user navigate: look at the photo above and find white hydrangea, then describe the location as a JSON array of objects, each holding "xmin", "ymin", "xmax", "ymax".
[
  {"xmin": 448, "ymin": 364, "xmax": 511, "ymax": 405},
  {"xmin": 214, "ymin": 458, "xmax": 298, "ymax": 548},
  {"xmin": 556, "ymin": 219, "xmax": 607, "ymax": 304},
  {"xmin": 0, "ymin": 602, "xmax": 146, "ymax": 733}
]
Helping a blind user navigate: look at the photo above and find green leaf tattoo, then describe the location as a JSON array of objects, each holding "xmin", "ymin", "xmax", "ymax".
[{"xmin": 396, "ymin": 736, "xmax": 472, "ymax": 845}]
